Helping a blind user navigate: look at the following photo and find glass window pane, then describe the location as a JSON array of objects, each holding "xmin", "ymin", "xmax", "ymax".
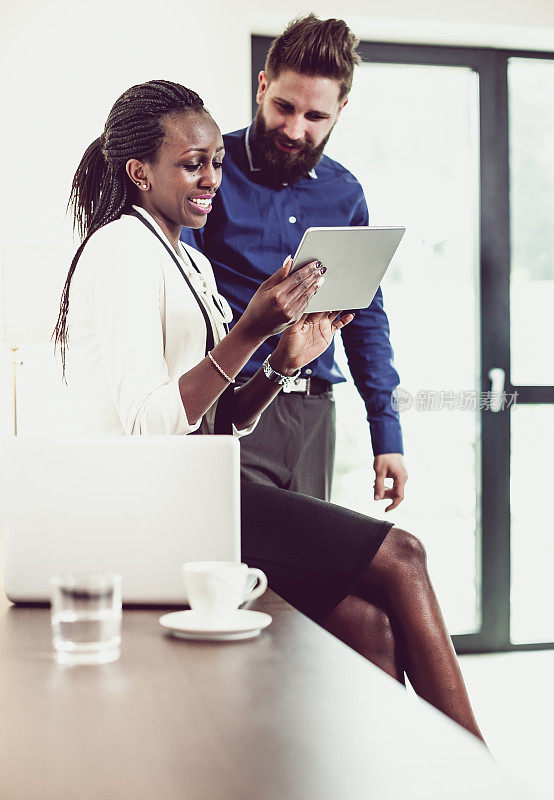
[
  {"xmin": 327, "ymin": 63, "xmax": 481, "ymax": 635},
  {"xmin": 509, "ymin": 58, "xmax": 554, "ymax": 386},
  {"xmin": 510, "ymin": 405, "xmax": 554, "ymax": 644}
]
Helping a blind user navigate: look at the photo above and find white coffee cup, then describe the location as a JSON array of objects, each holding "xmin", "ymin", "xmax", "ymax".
[{"xmin": 182, "ymin": 561, "xmax": 267, "ymax": 619}]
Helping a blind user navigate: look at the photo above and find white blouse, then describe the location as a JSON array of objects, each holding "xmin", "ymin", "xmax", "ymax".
[{"xmin": 66, "ymin": 206, "xmax": 251, "ymax": 436}]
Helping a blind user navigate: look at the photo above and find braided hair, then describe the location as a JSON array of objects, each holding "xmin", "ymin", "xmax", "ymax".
[{"xmin": 54, "ymin": 79, "xmax": 205, "ymax": 375}]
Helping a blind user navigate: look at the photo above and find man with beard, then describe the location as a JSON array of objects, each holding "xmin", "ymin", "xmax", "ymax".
[{"xmin": 181, "ymin": 14, "xmax": 408, "ymax": 509}]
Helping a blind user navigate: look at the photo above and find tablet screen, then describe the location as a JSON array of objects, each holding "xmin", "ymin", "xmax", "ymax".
[{"xmin": 291, "ymin": 226, "xmax": 405, "ymax": 313}]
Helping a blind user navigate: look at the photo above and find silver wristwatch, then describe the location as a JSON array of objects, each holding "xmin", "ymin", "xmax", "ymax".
[{"xmin": 262, "ymin": 355, "xmax": 301, "ymax": 389}]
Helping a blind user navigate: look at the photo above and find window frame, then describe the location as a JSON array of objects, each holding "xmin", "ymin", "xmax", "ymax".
[{"xmin": 251, "ymin": 36, "xmax": 554, "ymax": 654}]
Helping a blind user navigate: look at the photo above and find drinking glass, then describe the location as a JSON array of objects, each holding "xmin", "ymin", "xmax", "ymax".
[{"xmin": 50, "ymin": 572, "xmax": 122, "ymax": 665}]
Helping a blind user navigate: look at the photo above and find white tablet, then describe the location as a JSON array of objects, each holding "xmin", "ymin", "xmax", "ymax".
[{"xmin": 291, "ymin": 226, "xmax": 405, "ymax": 313}]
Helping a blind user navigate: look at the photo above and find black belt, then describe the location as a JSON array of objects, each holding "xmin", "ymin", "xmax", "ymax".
[
  {"xmin": 235, "ymin": 375, "xmax": 332, "ymax": 396},
  {"xmin": 282, "ymin": 376, "xmax": 333, "ymax": 396}
]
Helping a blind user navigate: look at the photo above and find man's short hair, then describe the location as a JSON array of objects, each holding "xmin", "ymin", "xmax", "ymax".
[{"xmin": 264, "ymin": 14, "xmax": 361, "ymax": 101}]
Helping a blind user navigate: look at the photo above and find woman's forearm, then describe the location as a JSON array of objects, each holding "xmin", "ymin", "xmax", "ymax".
[
  {"xmin": 178, "ymin": 258, "xmax": 326, "ymax": 428},
  {"xmin": 233, "ymin": 352, "xmax": 298, "ymax": 431},
  {"xmin": 178, "ymin": 319, "xmax": 263, "ymax": 425},
  {"xmin": 233, "ymin": 370, "xmax": 281, "ymax": 431}
]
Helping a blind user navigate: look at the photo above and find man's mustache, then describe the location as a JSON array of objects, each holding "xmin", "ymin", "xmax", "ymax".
[
  {"xmin": 270, "ymin": 130, "xmax": 318, "ymax": 156},
  {"xmin": 275, "ymin": 134, "xmax": 306, "ymax": 149}
]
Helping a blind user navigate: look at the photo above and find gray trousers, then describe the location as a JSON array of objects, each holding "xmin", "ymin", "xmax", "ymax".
[{"xmin": 240, "ymin": 390, "xmax": 336, "ymax": 501}]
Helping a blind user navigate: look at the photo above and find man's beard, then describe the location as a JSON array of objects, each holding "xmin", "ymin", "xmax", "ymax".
[{"xmin": 254, "ymin": 108, "xmax": 332, "ymax": 185}]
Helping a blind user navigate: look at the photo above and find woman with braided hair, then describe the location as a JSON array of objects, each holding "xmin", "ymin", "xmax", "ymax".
[
  {"xmin": 56, "ymin": 79, "xmax": 485, "ymax": 744},
  {"xmin": 55, "ymin": 80, "xmax": 341, "ymax": 434}
]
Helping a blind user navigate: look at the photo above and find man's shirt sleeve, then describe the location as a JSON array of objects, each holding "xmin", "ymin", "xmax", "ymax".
[{"xmin": 341, "ymin": 195, "xmax": 404, "ymax": 456}]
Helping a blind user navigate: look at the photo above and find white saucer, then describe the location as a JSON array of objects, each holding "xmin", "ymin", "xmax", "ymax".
[{"xmin": 159, "ymin": 609, "xmax": 272, "ymax": 642}]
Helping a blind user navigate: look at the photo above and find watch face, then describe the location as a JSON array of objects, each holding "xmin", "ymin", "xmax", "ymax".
[{"xmin": 262, "ymin": 356, "xmax": 301, "ymax": 386}]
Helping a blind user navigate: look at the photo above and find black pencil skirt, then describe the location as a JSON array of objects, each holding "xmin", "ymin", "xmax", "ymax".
[{"xmin": 240, "ymin": 482, "xmax": 394, "ymax": 622}]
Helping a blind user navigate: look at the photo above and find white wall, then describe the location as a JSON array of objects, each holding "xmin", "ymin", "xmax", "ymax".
[
  {"xmin": 2, "ymin": 0, "xmax": 553, "ymax": 252},
  {"xmin": 0, "ymin": 0, "xmax": 254, "ymax": 322},
  {"xmin": 0, "ymin": 0, "xmax": 553, "ymax": 430}
]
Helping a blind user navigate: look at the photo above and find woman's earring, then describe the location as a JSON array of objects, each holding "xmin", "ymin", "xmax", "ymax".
[{"xmin": 143, "ymin": 184, "xmax": 147, "ymax": 189}]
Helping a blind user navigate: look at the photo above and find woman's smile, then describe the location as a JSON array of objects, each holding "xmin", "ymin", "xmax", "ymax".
[{"xmin": 188, "ymin": 194, "xmax": 214, "ymax": 215}]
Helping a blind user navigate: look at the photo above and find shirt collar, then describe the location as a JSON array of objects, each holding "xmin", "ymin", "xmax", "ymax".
[
  {"xmin": 131, "ymin": 205, "xmax": 191, "ymax": 265},
  {"xmin": 244, "ymin": 124, "xmax": 261, "ymax": 172},
  {"xmin": 244, "ymin": 124, "xmax": 318, "ymax": 181}
]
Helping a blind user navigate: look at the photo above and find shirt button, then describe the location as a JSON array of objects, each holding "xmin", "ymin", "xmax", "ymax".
[
  {"xmin": 288, "ymin": 216, "xmax": 297, "ymax": 224},
  {"xmin": 305, "ymin": 369, "xmax": 312, "ymax": 375}
]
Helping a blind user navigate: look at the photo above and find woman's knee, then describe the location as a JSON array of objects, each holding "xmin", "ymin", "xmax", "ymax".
[
  {"xmin": 364, "ymin": 526, "xmax": 428, "ymax": 591},
  {"xmin": 386, "ymin": 527, "xmax": 427, "ymax": 569}
]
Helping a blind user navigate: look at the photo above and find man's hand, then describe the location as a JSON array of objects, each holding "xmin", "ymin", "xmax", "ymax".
[{"xmin": 373, "ymin": 453, "xmax": 408, "ymax": 512}]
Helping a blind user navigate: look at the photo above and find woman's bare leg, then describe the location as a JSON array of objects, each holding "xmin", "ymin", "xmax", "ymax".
[
  {"xmin": 354, "ymin": 527, "xmax": 484, "ymax": 742},
  {"xmin": 322, "ymin": 594, "xmax": 406, "ymax": 684}
]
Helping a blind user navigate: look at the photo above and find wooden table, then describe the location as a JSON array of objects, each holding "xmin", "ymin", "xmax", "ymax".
[{"xmin": 0, "ymin": 590, "xmax": 533, "ymax": 800}]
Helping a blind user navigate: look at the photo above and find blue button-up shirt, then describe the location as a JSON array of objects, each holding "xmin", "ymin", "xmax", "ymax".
[{"xmin": 181, "ymin": 125, "xmax": 403, "ymax": 455}]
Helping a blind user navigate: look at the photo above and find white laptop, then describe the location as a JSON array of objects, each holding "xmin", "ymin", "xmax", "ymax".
[{"xmin": 0, "ymin": 436, "xmax": 241, "ymax": 605}]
